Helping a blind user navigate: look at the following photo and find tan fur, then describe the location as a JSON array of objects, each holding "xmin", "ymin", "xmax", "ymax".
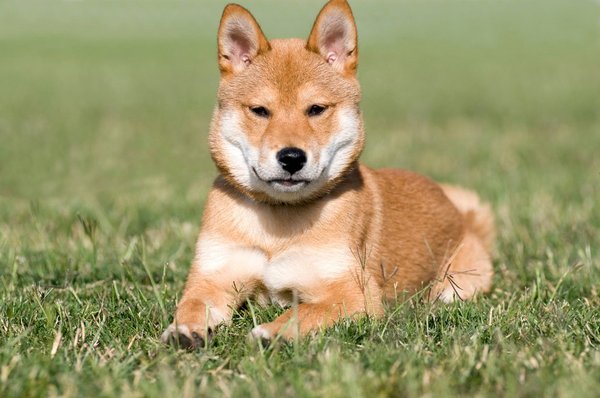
[{"xmin": 162, "ymin": 0, "xmax": 495, "ymax": 347}]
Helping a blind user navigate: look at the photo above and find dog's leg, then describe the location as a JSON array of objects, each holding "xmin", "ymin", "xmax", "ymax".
[
  {"xmin": 429, "ymin": 231, "xmax": 493, "ymax": 303},
  {"xmin": 162, "ymin": 238, "xmax": 266, "ymax": 349},
  {"xmin": 430, "ymin": 184, "xmax": 495, "ymax": 302},
  {"xmin": 250, "ymin": 277, "xmax": 384, "ymax": 341},
  {"xmin": 161, "ymin": 270, "xmax": 252, "ymax": 349}
]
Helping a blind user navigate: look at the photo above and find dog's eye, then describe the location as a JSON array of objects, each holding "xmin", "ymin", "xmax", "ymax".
[
  {"xmin": 307, "ymin": 104, "xmax": 327, "ymax": 117},
  {"xmin": 250, "ymin": 106, "xmax": 270, "ymax": 118}
]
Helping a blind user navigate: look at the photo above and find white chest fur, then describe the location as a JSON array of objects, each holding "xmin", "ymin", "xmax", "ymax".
[{"xmin": 194, "ymin": 234, "xmax": 356, "ymax": 302}]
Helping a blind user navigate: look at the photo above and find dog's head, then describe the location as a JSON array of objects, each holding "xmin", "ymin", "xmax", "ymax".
[{"xmin": 209, "ymin": 0, "xmax": 364, "ymax": 204}]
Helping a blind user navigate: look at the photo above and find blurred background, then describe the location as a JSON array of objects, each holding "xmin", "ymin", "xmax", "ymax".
[{"xmin": 1, "ymin": 0, "xmax": 598, "ymax": 203}]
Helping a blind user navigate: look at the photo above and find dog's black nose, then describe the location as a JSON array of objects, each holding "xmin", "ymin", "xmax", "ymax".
[{"xmin": 276, "ymin": 147, "xmax": 307, "ymax": 175}]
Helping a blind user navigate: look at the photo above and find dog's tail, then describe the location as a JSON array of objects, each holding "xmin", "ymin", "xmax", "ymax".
[{"xmin": 440, "ymin": 184, "xmax": 495, "ymax": 254}]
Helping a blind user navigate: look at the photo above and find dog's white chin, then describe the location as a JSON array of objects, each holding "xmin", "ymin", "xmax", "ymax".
[
  {"xmin": 251, "ymin": 174, "xmax": 328, "ymax": 203},
  {"xmin": 252, "ymin": 168, "xmax": 321, "ymax": 199},
  {"xmin": 269, "ymin": 181, "xmax": 308, "ymax": 192}
]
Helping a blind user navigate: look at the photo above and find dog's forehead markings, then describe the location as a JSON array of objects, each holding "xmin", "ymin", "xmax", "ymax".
[
  {"xmin": 297, "ymin": 83, "xmax": 332, "ymax": 105},
  {"xmin": 231, "ymin": 40, "xmax": 353, "ymax": 104}
]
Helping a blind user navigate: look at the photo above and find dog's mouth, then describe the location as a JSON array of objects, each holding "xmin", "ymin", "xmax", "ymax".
[
  {"xmin": 252, "ymin": 168, "xmax": 311, "ymax": 190},
  {"xmin": 269, "ymin": 178, "xmax": 309, "ymax": 187}
]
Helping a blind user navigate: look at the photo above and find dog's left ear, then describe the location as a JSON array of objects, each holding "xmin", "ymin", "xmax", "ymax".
[
  {"xmin": 218, "ymin": 4, "xmax": 270, "ymax": 76},
  {"xmin": 306, "ymin": 0, "xmax": 358, "ymax": 76}
]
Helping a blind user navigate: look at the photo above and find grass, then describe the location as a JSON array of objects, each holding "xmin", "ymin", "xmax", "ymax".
[{"xmin": 1, "ymin": 0, "xmax": 599, "ymax": 396}]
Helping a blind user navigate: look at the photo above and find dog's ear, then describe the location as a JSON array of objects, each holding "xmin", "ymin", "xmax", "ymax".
[
  {"xmin": 306, "ymin": 0, "xmax": 358, "ymax": 76},
  {"xmin": 218, "ymin": 4, "xmax": 270, "ymax": 76}
]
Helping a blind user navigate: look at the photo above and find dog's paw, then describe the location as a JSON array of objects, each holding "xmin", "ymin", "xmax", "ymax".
[
  {"xmin": 161, "ymin": 324, "xmax": 212, "ymax": 350},
  {"xmin": 247, "ymin": 325, "xmax": 275, "ymax": 348}
]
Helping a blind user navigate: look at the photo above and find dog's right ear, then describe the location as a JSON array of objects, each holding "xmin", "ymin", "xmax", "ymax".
[
  {"xmin": 217, "ymin": 4, "xmax": 270, "ymax": 76},
  {"xmin": 306, "ymin": 0, "xmax": 358, "ymax": 76}
]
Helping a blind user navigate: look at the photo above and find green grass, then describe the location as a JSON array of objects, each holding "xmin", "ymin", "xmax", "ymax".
[{"xmin": 1, "ymin": 0, "xmax": 599, "ymax": 396}]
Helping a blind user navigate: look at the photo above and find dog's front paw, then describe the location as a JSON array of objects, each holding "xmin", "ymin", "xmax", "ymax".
[
  {"xmin": 161, "ymin": 323, "xmax": 212, "ymax": 350},
  {"xmin": 248, "ymin": 325, "xmax": 275, "ymax": 347}
]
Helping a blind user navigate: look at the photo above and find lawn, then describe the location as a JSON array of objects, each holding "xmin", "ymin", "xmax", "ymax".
[{"xmin": 1, "ymin": 0, "xmax": 599, "ymax": 396}]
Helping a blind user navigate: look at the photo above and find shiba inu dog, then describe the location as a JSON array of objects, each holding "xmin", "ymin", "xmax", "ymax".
[{"xmin": 162, "ymin": 0, "xmax": 494, "ymax": 348}]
